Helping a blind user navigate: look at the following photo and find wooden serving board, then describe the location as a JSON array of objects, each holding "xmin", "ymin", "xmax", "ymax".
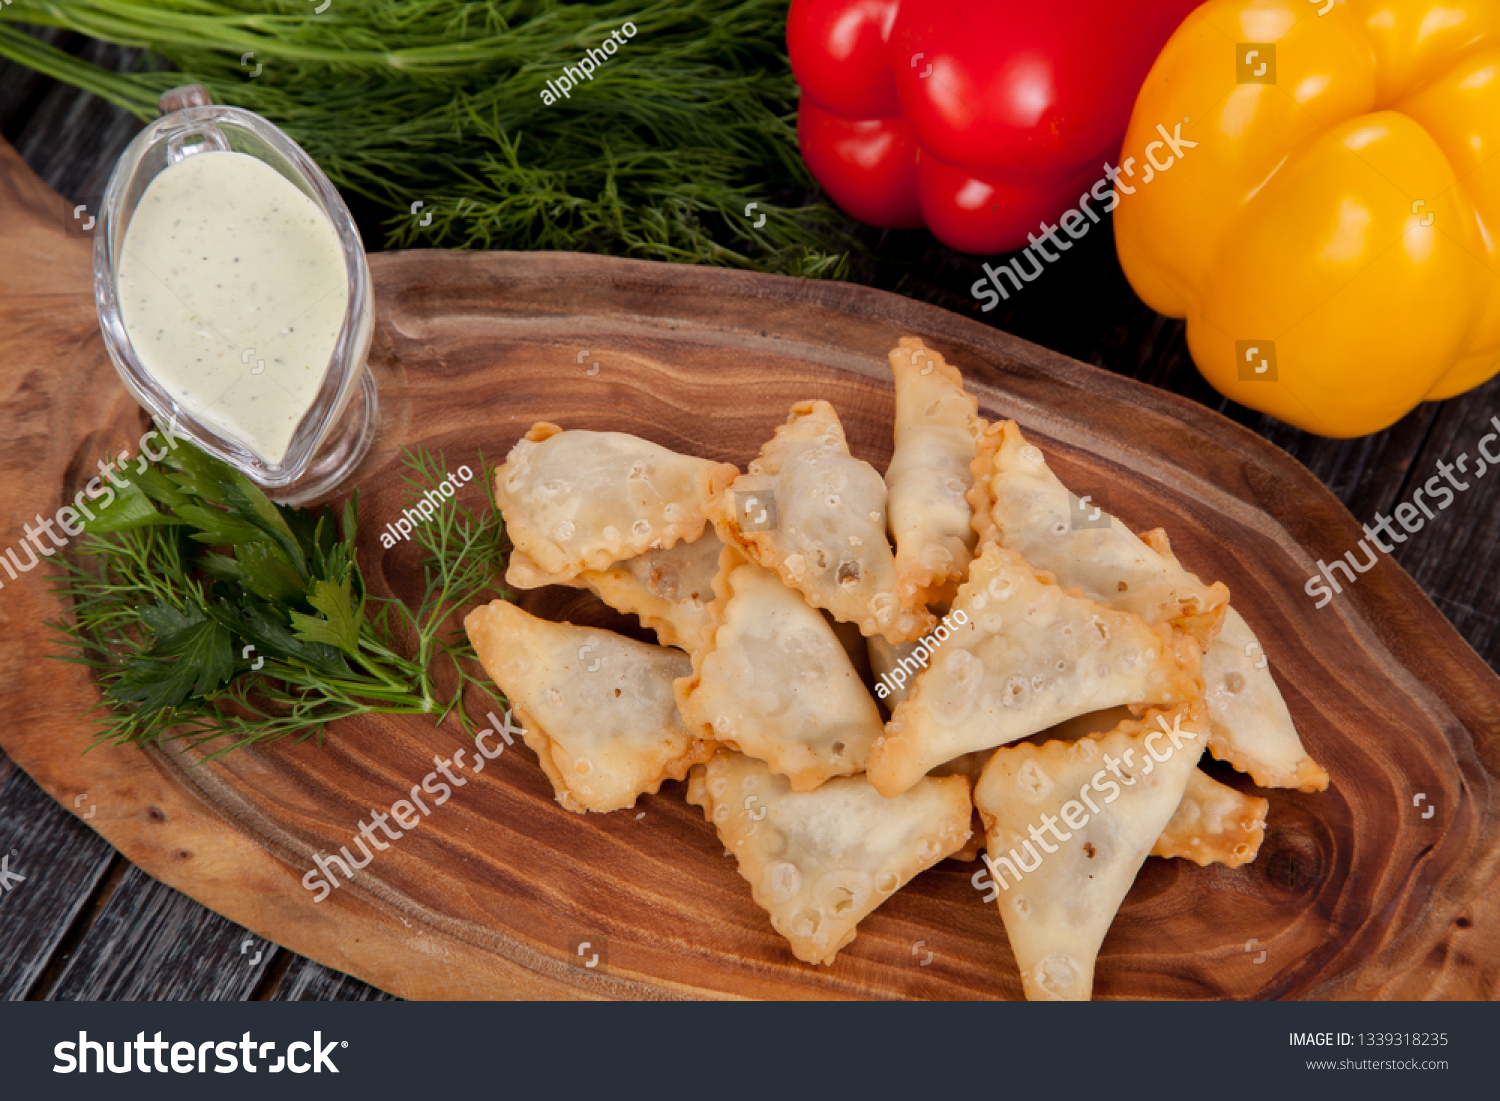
[{"xmin": 3, "ymin": 138, "xmax": 1499, "ymax": 1001}]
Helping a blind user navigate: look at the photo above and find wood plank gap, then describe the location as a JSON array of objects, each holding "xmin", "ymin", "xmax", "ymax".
[
  {"xmin": 24, "ymin": 852, "xmax": 126, "ymax": 1001},
  {"xmin": 250, "ymin": 949, "xmax": 292, "ymax": 1002},
  {"xmin": 1381, "ymin": 408, "xmax": 1446, "ymax": 511}
]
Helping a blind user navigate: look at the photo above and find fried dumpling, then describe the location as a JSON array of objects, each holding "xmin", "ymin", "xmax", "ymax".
[
  {"xmin": 686, "ymin": 750, "xmax": 971, "ymax": 966},
  {"xmin": 675, "ymin": 545, "xmax": 886, "ymax": 791},
  {"xmin": 974, "ymin": 703, "xmax": 1207, "ymax": 1001},
  {"xmin": 867, "ymin": 543, "xmax": 1201, "ymax": 797},
  {"xmin": 464, "ymin": 599, "xmax": 712, "ymax": 813},
  {"xmin": 1151, "ymin": 768, "xmax": 1268, "ymax": 868},
  {"xmin": 707, "ymin": 400, "xmax": 933, "ymax": 644},
  {"xmin": 970, "ymin": 419, "xmax": 1326, "ymax": 792},
  {"xmin": 886, "ymin": 338, "xmax": 985, "ymax": 608},
  {"xmin": 968, "ymin": 419, "xmax": 1229, "ymax": 652},
  {"xmin": 498, "ymin": 422, "xmax": 737, "ymax": 588},
  {"xmin": 552, "ymin": 529, "xmax": 723, "ymax": 653},
  {"xmin": 1142, "ymin": 529, "xmax": 1329, "ymax": 792},
  {"xmin": 1013, "ymin": 707, "xmax": 1268, "ymax": 869}
]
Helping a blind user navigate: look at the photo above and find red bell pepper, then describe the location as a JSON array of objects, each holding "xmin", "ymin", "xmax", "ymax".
[{"xmin": 789, "ymin": 0, "xmax": 1202, "ymax": 254}]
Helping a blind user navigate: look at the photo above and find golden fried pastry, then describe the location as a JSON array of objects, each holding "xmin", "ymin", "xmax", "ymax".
[
  {"xmin": 886, "ymin": 337, "xmax": 986, "ymax": 609},
  {"xmin": 1151, "ymin": 767, "xmax": 1269, "ymax": 867},
  {"xmin": 675, "ymin": 545, "xmax": 886, "ymax": 791},
  {"xmin": 498, "ymin": 422, "xmax": 737, "ymax": 588},
  {"xmin": 966, "ymin": 417, "xmax": 1325, "ymax": 793},
  {"xmin": 708, "ymin": 400, "xmax": 933, "ymax": 644},
  {"xmin": 867, "ymin": 543, "xmax": 1201, "ymax": 797},
  {"xmin": 974, "ymin": 702, "xmax": 1207, "ymax": 1001},
  {"xmin": 687, "ymin": 750, "xmax": 971, "ymax": 966},
  {"xmin": 1143, "ymin": 529, "xmax": 1329, "ymax": 792},
  {"xmin": 553, "ymin": 528, "xmax": 723, "ymax": 653},
  {"xmin": 464, "ymin": 599, "xmax": 712, "ymax": 813},
  {"xmin": 968, "ymin": 419, "xmax": 1228, "ymax": 650},
  {"xmin": 931, "ymin": 749, "xmax": 995, "ymax": 862}
]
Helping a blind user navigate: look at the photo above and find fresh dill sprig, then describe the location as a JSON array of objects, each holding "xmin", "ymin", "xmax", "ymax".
[
  {"xmin": 0, "ymin": 0, "xmax": 858, "ymax": 278},
  {"xmin": 46, "ymin": 442, "xmax": 510, "ymax": 761}
]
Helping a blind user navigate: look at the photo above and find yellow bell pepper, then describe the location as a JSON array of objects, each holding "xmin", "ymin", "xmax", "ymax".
[{"xmin": 1114, "ymin": 0, "xmax": 1500, "ymax": 437}]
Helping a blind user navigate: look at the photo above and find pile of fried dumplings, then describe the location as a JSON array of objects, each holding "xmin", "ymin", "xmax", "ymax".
[{"xmin": 463, "ymin": 337, "xmax": 1329, "ymax": 1000}]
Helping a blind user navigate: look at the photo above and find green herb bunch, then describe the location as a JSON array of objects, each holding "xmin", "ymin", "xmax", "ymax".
[
  {"xmin": 0, "ymin": 0, "xmax": 857, "ymax": 277},
  {"xmin": 48, "ymin": 441, "xmax": 509, "ymax": 759}
]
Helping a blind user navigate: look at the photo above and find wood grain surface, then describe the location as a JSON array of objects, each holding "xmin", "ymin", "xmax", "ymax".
[{"xmin": 2, "ymin": 134, "xmax": 1498, "ymax": 1000}]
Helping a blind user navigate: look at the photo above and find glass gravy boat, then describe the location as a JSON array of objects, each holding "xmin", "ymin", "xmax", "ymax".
[{"xmin": 94, "ymin": 85, "xmax": 377, "ymax": 504}]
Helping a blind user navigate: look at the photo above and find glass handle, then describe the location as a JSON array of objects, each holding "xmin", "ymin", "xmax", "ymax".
[
  {"xmin": 158, "ymin": 84, "xmax": 213, "ymax": 114},
  {"xmin": 158, "ymin": 85, "xmax": 230, "ymax": 164}
]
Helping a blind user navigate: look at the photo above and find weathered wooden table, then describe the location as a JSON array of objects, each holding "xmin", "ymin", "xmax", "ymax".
[{"xmin": 1, "ymin": 29, "xmax": 1496, "ymax": 1002}]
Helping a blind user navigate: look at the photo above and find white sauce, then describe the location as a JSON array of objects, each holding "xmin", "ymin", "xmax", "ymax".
[{"xmin": 117, "ymin": 150, "xmax": 349, "ymax": 465}]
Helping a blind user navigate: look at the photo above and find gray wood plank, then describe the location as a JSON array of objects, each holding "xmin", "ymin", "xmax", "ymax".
[
  {"xmin": 0, "ymin": 31, "xmax": 144, "ymax": 205},
  {"xmin": 261, "ymin": 955, "xmax": 398, "ymax": 1002},
  {"xmin": 0, "ymin": 26, "xmax": 66, "ymax": 132},
  {"xmin": 1388, "ymin": 374, "xmax": 1500, "ymax": 665},
  {"xmin": 0, "ymin": 764, "xmax": 116, "ymax": 1000},
  {"xmin": 44, "ymin": 861, "xmax": 282, "ymax": 1000}
]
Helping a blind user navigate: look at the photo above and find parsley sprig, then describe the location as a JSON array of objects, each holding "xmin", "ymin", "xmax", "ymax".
[{"xmin": 48, "ymin": 442, "xmax": 509, "ymax": 760}]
